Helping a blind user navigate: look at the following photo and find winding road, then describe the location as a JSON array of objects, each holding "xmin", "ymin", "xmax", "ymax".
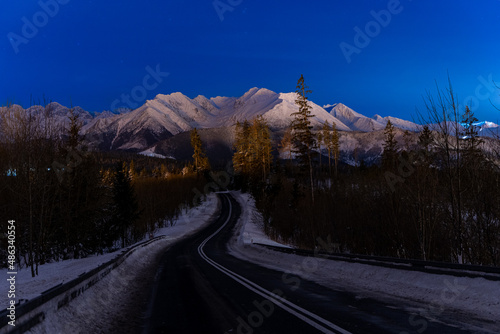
[{"xmin": 142, "ymin": 193, "xmax": 478, "ymax": 334}]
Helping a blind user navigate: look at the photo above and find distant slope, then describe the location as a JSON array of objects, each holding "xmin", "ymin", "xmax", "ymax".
[
  {"xmin": 324, "ymin": 103, "xmax": 421, "ymax": 132},
  {"xmin": 325, "ymin": 103, "xmax": 385, "ymax": 132}
]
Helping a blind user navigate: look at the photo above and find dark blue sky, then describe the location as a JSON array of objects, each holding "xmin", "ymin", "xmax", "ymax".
[{"xmin": 2, "ymin": 0, "xmax": 500, "ymax": 122}]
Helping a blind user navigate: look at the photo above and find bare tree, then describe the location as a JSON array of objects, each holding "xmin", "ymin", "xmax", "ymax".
[{"xmin": 417, "ymin": 78, "xmax": 465, "ymax": 263}]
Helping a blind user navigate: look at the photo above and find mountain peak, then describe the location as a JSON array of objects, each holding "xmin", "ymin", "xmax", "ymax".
[{"xmin": 240, "ymin": 87, "xmax": 277, "ymax": 99}]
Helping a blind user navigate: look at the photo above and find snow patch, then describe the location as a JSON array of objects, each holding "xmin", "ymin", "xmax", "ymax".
[
  {"xmin": 231, "ymin": 192, "xmax": 292, "ymax": 248},
  {"xmin": 138, "ymin": 148, "xmax": 168, "ymax": 159}
]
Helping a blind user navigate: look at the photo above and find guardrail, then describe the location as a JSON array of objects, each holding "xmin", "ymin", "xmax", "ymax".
[
  {"xmin": 0, "ymin": 236, "xmax": 166, "ymax": 334},
  {"xmin": 253, "ymin": 243, "xmax": 500, "ymax": 281}
]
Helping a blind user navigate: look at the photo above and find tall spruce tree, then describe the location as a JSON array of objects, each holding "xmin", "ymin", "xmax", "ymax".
[
  {"xmin": 190, "ymin": 128, "xmax": 210, "ymax": 172},
  {"xmin": 418, "ymin": 125, "xmax": 433, "ymax": 152},
  {"xmin": 291, "ymin": 74, "xmax": 316, "ymax": 201},
  {"xmin": 382, "ymin": 119, "xmax": 397, "ymax": 168},
  {"xmin": 279, "ymin": 125, "xmax": 293, "ymax": 162},
  {"xmin": 251, "ymin": 116, "xmax": 273, "ymax": 182},
  {"xmin": 111, "ymin": 163, "xmax": 140, "ymax": 248},
  {"xmin": 320, "ymin": 122, "xmax": 329, "ymax": 173},
  {"xmin": 233, "ymin": 120, "xmax": 251, "ymax": 175},
  {"xmin": 233, "ymin": 117, "xmax": 272, "ymax": 184},
  {"xmin": 461, "ymin": 106, "xmax": 483, "ymax": 164},
  {"xmin": 323, "ymin": 121, "xmax": 340, "ymax": 178}
]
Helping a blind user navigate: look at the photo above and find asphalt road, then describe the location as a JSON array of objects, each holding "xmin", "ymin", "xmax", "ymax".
[{"xmin": 142, "ymin": 193, "xmax": 482, "ymax": 334}]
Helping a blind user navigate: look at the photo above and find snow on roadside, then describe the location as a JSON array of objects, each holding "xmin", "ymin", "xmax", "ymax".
[
  {"xmin": 22, "ymin": 192, "xmax": 220, "ymax": 334},
  {"xmin": 232, "ymin": 191, "xmax": 292, "ymax": 248},
  {"xmin": 0, "ymin": 193, "xmax": 219, "ymax": 311},
  {"xmin": 228, "ymin": 191, "xmax": 500, "ymax": 332}
]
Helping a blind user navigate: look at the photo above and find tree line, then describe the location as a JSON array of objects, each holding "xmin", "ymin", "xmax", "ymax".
[
  {"xmin": 0, "ymin": 103, "xmax": 210, "ymax": 276},
  {"xmin": 232, "ymin": 76, "xmax": 500, "ymax": 266}
]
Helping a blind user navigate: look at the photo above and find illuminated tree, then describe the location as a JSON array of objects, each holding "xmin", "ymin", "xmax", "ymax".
[{"xmin": 190, "ymin": 128, "xmax": 210, "ymax": 172}]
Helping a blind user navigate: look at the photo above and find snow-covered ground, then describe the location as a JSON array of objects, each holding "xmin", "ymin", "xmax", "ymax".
[
  {"xmin": 5, "ymin": 191, "xmax": 499, "ymax": 333},
  {"xmin": 1, "ymin": 193, "xmax": 219, "ymax": 333},
  {"xmin": 233, "ymin": 193, "xmax": 292, "ymax": 248},
  {"xmin": 228, "ymin": 191, "xmax": 500, "ymax": 333}
]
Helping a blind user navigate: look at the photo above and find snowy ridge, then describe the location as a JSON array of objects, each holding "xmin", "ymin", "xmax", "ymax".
[
  {"xmin": 383, "ymin": 116, "xmax": 422, "ymax": 131},
  {"xmin": 324, "ymin": 103, "xmax": 421, "ymax": 132},
  {"xmin": 0, "ymin": 102, "xmax": 94, "ymax": 135},
  {"xmin": 325, "ymin": 103, "xmax": 384, "ymax": 132}
]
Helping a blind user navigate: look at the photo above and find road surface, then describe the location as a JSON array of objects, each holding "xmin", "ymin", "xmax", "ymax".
[{"xmin": 142, "ymin": 193, "xmax": 478, "ymax": 334}]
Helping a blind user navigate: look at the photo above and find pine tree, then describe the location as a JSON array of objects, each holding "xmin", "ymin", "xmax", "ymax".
[
  {"xmin": 382, "ymin": 120, "xmax": 397, "ymax": 168},
  {"xmin": 403, "ymin": 130, "xmax": 412, "ymax": 151},
  {"xmin": 461, "ymin": 106, "xmax": 483, "ymax": 163},
  {"xmin": 233, "ymin": 117, "xmax": 272, "ymax": 183},
  {"xmin": 321, "ymin": 121, "xmax": 331, "ymax": 175},
  {"xmin": 279, "ymin": 126, "xmax": 293, "ymax": 162},
  {"xmin": 252, "ymin": 116, "xmax": 272, "ymax": 182},
  {"xmin": 291, "ymin": 74, "xmax": 316, "ymax": 201},
  {"xmin": 233, "ymin": 120, "xmax": 251, "ymax": 174},
  {"xmin": 190, "ymin": 128, "xmax": 210, "ymax": 172},
  {"xmin": 418, "ymin": 125, "xmax": 433, "ymax": 152},
  {"xmin": 129, "ymin": 160, "xmax": 137, "ymax": 180},
  {"xmin": 328, "ymin": 122, "xmax": 340, "ymax": 178},
  {"xmin": 67, "ymin": 108, "xmax": 82, "ymax": 150},
  {"xmin": 317, "ymin": 131, "xmax": 323, "ymax": 170},
  {"xmin": 111, "ymin": 163, "xmax": 140, "ymax": 248}
]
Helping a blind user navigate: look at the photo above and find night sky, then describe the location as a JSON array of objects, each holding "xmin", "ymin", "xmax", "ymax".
[{"xmin": 2, "ymin": 0, "xmax": 500, "ymax": 122}]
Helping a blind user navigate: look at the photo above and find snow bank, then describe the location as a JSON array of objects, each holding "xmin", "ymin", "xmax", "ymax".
[
  {"xmin": 1, "ymin": 193, "xmax": 219, "ymax": 333},
  {"xmin": 228, "ymin": 191, "xmax": 500, "ymax": 332},
  {"xmin": 230, "ymin": 192, "xmax": 292, "ymax": 248}
]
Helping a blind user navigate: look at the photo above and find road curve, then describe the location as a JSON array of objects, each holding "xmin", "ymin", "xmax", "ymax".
[{"xmin": 143, "ymin": 193, "xmax": 477, "ymax": 334}]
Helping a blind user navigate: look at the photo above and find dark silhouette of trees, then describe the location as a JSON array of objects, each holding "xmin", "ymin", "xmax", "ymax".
[
  {"xmin": 229, "ymin": 77, "xmax": 500, "ymax": 265},
  {"xmin": 291, "ymin": 74, "xmax": 316, "ymax": 202},
  {"xmin": 110, "ymin": 163, "xmax": 140, "ymax": 248},
  {"xmin": 382, "ymin": 119, "xmax": 397, "ymax": 169}
]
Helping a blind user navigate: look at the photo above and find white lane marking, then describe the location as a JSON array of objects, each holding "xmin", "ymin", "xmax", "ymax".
[{"xmin": 198, "ymin": 194, "xmax": 352, "ymax": 334}]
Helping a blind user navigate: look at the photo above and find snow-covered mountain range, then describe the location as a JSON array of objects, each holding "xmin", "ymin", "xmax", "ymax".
[
  {"xmin": 81, "ymin": 87, "xmax": 427, "ymax": 150},
  {"xmin": 2, "ymin": 88, "xmax": 497, "ymax": 153}
]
